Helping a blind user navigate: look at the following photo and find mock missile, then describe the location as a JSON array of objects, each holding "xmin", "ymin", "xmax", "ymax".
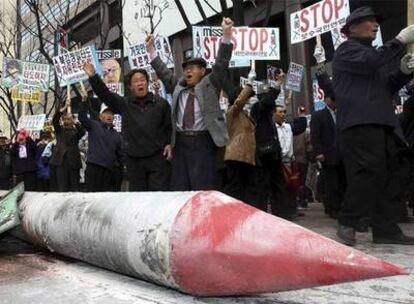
[{"xmin": 11, "ymin": 189, "xmax": 407, "ymax": 296}]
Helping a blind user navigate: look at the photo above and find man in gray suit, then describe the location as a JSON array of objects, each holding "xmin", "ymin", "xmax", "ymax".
[{"xmin": 146, "ymin": 17, "xmax": 234, "ymax": 190}]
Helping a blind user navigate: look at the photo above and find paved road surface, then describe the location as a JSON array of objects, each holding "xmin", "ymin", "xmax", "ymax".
[{"xmin": 1, "ymin": 203, "xmax": 413, "ymax": 304}]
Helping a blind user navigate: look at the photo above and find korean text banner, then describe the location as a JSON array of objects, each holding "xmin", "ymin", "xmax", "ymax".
[
  {"xmin": 53, "ymin": 46, "xmax": 102, "ymax": 87},
  {"xmin": 11, "ymin": 88, "xmax": 42, "ymax": 103},
  {"xmin": 96, "ymin": 49, "xmax": 124, "ymax": 96},
  {"xmin": 285, "ymin": 62, "xmax": 304, "ymax": 93},
  {"xmin": 290, "ymin": 0, "xmax": 350, "ymax": 44},
  {"xmin": 17, "ymin": 114, "xmax": 46, "ymax": 131},
  {"xmin": 128, "ymin": 36, "xmax": 174, "ymax": 70},
  {"xmin": 193, "ymin": 26, "xmax": 280, "ymax": 65},
  {"xmin": 1, "ymin": 58, "xmax": 50, "ymax": 92}
]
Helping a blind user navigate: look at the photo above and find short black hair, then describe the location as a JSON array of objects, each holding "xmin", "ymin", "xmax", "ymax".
[{"xmin": 127, "ymin": 68, "xmax": 149, "ymax": 86}]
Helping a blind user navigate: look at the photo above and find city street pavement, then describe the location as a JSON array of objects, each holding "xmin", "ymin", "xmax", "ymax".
[{"xmin": 1, "ymin": 202, "xmax": 413, "ymax": 304}]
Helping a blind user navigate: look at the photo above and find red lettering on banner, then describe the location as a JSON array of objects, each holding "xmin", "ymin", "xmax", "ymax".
[
  {"xmin": 309, "ymin": 3, "xmax": 321, "ymax": 28},
  {"xmin": 203, "ymin": 37, "xmax": 211, "ymax": 60},
  {"xmin": 238, "ymin": 27, "xmax": 248, "ymax": 50},
  {"xmin": 334, "ymin": 0, "xmax": 344, "ymax": 19},
  {"xmin": 300, "ymin": 10, "xmax": 309, "ymax": 32},
  {"xmin": 249, "ymin": 29, "xmax": 258, "ymax": 51},
  {"xmin": 322, "ymin": 0, "xmax": 333, "ymax": 23},
  {"xmin": 210, "ymin": 36, "xmax": 219, "ymax": 59},
  {"xmin": 260, "ymin": 29, "xmax": 268, "ymax": 51}
]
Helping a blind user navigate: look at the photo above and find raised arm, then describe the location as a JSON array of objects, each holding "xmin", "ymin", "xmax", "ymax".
[
  {"xmin": 147, "ymin": 36, "xmax": 178, "ymax": 94},
  {"xmin": 84, "ymin": 62, "xmax": 126, "ymax": 114},
  {"xmin": 78, "ymin": 97, "xmax": 93, "ymax": 131},
  {"xmin": 210, "ymin": 18, "xmax": 234, "ymax": 89}
]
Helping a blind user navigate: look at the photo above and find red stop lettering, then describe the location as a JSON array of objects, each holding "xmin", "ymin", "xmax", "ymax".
[
  {"xmin": 322, "ymin": 0, "xmax": 333, "ymax": 23},
  {"xmin": 260, "ymin": 29, "xmax": 268, "ymax": 51},
  {"xmin": 238, "ymin": 27, "xmax": 248, "ymax": 50},
  {"xmin": 309, "ymin": 2, "xmax": 321, "ymax": 28},
  {"xmin": 249, "ymin": 29, "xmax": 258, "ymax": 51},
  {"xmin": 334, "ymin": 0, "xmax": 344, "ymax": 19},
  {"xmin": 300, "ymin": 9, "xmax": 310, "ymax": 32}
]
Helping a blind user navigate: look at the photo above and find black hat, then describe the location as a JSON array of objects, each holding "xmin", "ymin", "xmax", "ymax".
[
  {"xmin": 341, "ymin": 6, "xmax": 383, "ymax": 35},
  {"xmin": 182, "ymin": 58, "xmax": 207, "ymax": 69}
]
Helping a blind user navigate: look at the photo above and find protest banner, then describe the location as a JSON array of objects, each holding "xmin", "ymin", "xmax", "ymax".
[
  {"xmin": 1, "ymin": 58, "xmax": 50, "ymax": 92},
  {"xmin": 193, "ymin": 26, "xmax": 280, "ymax": 67},
  {"xmin": 53, "ymin": 46, "xmax": 102, "ymax": 87},
  {"xmin": 290, "ymin": 0, "xmax": 350, "ymax": 44},
  {"xmin": 96, "ymin": 49, "xmax": 124, "ymax": 96},
  {"xmin": 312, "ymin": 78, "xmax": 326, "ymax": 111},
  {"xmin": 128, "ymin": 36, "xmax": 174, "ymax": 70},
  {"xmin": 285, "ymin": 62, "xmax": 304, "ymax": 93},
  {"xmin": 17, "ymin": 114, "xmax": 46, "ymax": 131},
  {"xmin": 11, "ymin": 88, "xmax": 42, "ymax": 103},
  {"xmin": 240, "ymin": 77, "xmax": 265, "ymax": 93}
]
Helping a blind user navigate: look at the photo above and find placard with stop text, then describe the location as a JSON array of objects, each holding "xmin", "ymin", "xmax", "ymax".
[
  {"xmin": 193, "ymin": 26, "xmax": 280, "ymax": 67},
  {"xmin": 290, "ymin": 0, "xmax": 350, "ymax": 44}
]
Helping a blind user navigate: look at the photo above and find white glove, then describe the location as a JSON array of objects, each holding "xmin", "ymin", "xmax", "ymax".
[
  {"xmin": 400, "ymin": 54, "xmax": 414, "ymax": 75},
  {"xmin": 397, "ymin": 25, "xmax": 414, "ymax": 45},
  {"xmin": 247, "ymin": 69, "xmax": 256, "ymax": 84},
  {"xmin": 313, "ymin": 45, "xmax": 326, "ymax": 64}
]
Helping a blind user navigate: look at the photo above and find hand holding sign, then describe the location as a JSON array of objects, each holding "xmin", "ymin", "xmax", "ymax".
[
  {"xmin": 222, "ymin": 17, "xmax": 234, "ymax": 40},
  {"xmin": 83, "ymin": 61, "xmax": 96, "ymax": 77},
  {"xmin": 146, "ymin": 34, "xmax": 156, "ymax": 55}
]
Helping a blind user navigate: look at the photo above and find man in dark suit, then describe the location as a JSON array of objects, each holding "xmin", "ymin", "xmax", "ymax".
[
  {"xmin": 333, "ymin": 6, "xmax": 414, "ymax": 245},
  {"xmin": 50, "ymin": 111, "xmax": 85, "ymax": 192},
  {"xmin": 147, "ymin": 18, "xmax": 234, "ymax": 191},
  {"xmin": 310, "ymin": 73, "xmax": 345, "ymax": 219}
]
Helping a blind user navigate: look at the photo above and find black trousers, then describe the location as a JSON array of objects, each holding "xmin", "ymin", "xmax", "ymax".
[
  {"xmin": 55, "ymin": 156, "xmax": 80, "ymax": 192},
  {"xmin": 171, "ymin": 132, "xmax": 217, "ymax": 191},
  {"xmin": 254, "ymin": 153, "xmax": 297, "ymax": 216},
  {"xmin": 127, "ymin": 151, "xmax": 170, "ymax": 191},
  {"xmin": 15, "ymin": 171, "xmax": 37, "ymax": 191},
  {"xmin": 339, "ymin": 125, "xmax": 401, "ymax": 237},
  {"xmin": 85, "ymin": 163, "xmax": 114, "ymax": 192},
  {"xmin": 0, "ymin": 178, "xmax": 11, "ymax": 190},
  {"xmin": 322, "ymin": 163, "xmax": 346, "ymax": 215},
  {"xmin": 224, "ymin": 160, "xmax": 259, "ymax": 206}
]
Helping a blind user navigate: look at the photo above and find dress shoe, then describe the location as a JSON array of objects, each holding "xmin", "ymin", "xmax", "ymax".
[
  {"xmin": 337, "ymin": 225, "xmax": 356, "ymax": 246},
  {"xmin": 373, "ymin": 232, "xmax": 414, "ymax": 245},
  {"xmin": 355, "ymin": 219, "xmax": 369, "ymax": 233}
]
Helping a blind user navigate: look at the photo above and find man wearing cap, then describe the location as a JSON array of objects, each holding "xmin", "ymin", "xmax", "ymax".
[
  {"xmin": 146, "ymin": 17, "xmax": 234, "ymax": 191},
  {"xmin": 79, "ymin": 98, "xmax": 123, "ymax": 192},
  {"xmin": 333, "ymin": 6, "xmax": 414, "ymax": 245}
]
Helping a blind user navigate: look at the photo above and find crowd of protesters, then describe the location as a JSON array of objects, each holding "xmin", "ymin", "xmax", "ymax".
[{"xmin": 2, "ymin": 8, "xmax": 414, "ymax": 245}]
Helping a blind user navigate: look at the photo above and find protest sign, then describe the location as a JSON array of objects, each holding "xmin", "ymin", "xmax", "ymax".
[
  {"xmin": 290, "ymin": 0, "xmax": 350, "ymax": 44},
  {"xmin": 53, "ymin": 46, "xmax": 102, "ymax": 87},
  {"xmin": 240, "ymin": 77, "xmax": 265, "ymax": 93},
  {"xmin": 11, "ymin": 88, "xmax": 42, "ymax": 103},
  {"xmin": 96, "ymin": 49, "xmax": 124, "ymax": 96},
  {"xmin": 312, "ymin": 78, "xmax": 326, "ymax": 111},
  {"xmin": 128, "ymin": 36, "xmax": 174, "ymax": 70},
  {"xmin": 17, "ymin": 114, "xmax": 46, "ymax": 131},
  {"xmin": 285, "ymin": 62, "xmax": 304, "ymax": 93},
  {"xmin": 1, "ymin": 58, "xmax": 50, "ymax": 92},
  {"xmin": 193, "ymin": 26, "xmax": 280, "ymax": 66}
]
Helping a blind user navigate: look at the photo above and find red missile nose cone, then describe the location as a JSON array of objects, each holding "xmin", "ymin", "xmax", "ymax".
[{"xmin": 169, "ymin": 191, "xmax": 407, "ymax": 296}]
